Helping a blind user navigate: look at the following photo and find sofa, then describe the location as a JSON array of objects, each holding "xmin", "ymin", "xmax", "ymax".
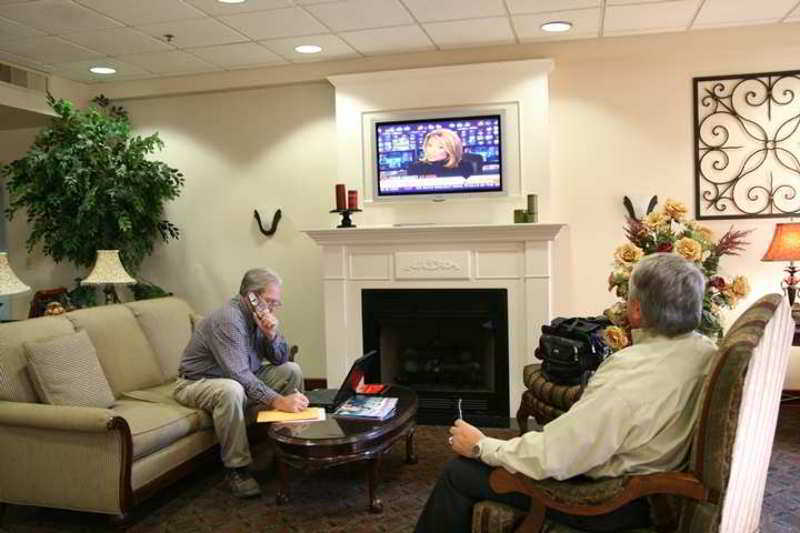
[{"xmin": 0, "ymin": 296, "xmax": 235, "ymax": 519}]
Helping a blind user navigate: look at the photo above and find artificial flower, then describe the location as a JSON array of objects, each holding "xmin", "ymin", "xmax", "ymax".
[
  {"xmin": 674, "ymin": 237, "xmax": 703, "ymax": 262},
  {"xmin": 663, "ymin": 199, "xmax": 688, "ymax": 221},
  {"xmin": 604, "ymin": 301, "xmax": 629, "ymax": 327},
  {"xmin": 604, "ymin": 326, "xmax": 630, "ymax": 351},
  {"xmin": 643, "ymin": 210, "xmax": 668, "ymax": 229},
  {"xmin": 614, "ymin": 243, "xmax": 644, "ymax": 265}
]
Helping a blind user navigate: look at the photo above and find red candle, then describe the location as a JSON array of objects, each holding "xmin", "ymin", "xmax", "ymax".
[
  {"xmin": 335, "ymin": 184, "xmax": 346, "ymax": 210},
  {"xmin": 347, "ymin": 190, "xmax": 358, "ymax": 210}
]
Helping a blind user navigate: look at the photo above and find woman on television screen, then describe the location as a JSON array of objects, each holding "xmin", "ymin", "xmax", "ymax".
[{"xmin": 407, "ymin": 128, "xmax": 483, "ymax": 179}]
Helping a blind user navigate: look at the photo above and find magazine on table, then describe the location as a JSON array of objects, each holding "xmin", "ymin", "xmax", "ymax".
[{"xmin": 334, "ymin": 395, "xmax": 398, "ymax": 420}]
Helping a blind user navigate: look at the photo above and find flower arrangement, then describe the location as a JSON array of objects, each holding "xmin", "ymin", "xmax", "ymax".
[{"xmin": 604, "ymin": 199, "xmax": 752, "ymax": 351}]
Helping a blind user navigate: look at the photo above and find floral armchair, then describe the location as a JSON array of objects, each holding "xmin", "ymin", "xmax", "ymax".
[{"xmin": 472, "ymin": 294, "xmax": 793, "ymax": 533}]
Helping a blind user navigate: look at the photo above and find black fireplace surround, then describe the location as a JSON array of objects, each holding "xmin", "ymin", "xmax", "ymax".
[{"xmin": 362, "ymin": 289, "xmax": 509, "ymax": 427}]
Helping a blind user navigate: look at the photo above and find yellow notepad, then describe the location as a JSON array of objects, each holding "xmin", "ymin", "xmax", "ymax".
[{"xmin": 256, "ymin": 407, "xmax": 326, "ymax": 423}]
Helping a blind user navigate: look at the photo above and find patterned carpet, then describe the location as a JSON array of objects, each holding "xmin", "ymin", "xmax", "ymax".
[{"xmin": 2, "ymin": 406, "xmax": 799, "ymax": 533}]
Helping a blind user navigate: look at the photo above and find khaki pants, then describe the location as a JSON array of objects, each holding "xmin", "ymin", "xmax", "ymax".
[{"xmin": 174, "ymin": 362, "xmax": 304, "ymax": 468}]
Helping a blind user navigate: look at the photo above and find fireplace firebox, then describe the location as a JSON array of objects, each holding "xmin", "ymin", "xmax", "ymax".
[{"xmin": 362, "ymin": 289, "xmax": 509, "ymax": 427}]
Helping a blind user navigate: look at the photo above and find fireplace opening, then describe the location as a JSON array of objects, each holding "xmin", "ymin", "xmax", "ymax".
[{"xmin": 362, "ymin": 289, "xmax": 509, "ymax": 427}]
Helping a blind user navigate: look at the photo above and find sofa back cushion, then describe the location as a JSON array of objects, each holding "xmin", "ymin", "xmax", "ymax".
[
  {"xmin": 24, "ymin": 330, "xmax": 116, "ymax": 408},
  {"xmin": 67, "ymin": 305, "xmax": 165, "ymax": 397},
  {"xmin": 125, "ymin": 297, "xmax": 194, "ymax": 380},
  {"xmin": 0, "ymin": 316, "xmax": 75, "ymax": 403}
]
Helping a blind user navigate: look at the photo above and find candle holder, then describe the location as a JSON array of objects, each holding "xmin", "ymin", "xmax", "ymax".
[{"xmin": 330, "ymin": 208, "xmax": 362, "ymax": 228}]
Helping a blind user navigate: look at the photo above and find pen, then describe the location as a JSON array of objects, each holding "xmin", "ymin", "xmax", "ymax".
[{"xmin": 458, "ymin": 398, "xmax": 463, "ymax": 420}]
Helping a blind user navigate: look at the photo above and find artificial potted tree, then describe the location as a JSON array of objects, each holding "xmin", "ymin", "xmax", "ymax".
[{"xmin": 2, "ymin": 94, "xmax": 184, "ymax": 306}]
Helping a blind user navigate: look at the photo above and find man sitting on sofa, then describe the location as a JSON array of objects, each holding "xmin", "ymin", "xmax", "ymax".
[
  {"xmin": 414, "ymin": 253, "xmax": 717, "ymax": 532},
  {"xmin": 174, "ymin": 268, "xmax": 307, "ymax": 498}
]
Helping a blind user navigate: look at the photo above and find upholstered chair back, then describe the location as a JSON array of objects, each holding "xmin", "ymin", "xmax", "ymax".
[{"xmin": 680, "ymin": 294, "xmax": 792, "ymax": 532}]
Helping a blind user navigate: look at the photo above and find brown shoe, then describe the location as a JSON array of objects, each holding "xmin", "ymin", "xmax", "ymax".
[{"xmin": 226, "ymin": 469, "xmax": 262, "ymax": 498}]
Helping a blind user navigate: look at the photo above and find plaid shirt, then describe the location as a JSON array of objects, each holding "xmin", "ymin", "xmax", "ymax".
[{"xmin": 178, "ymin": 296, "xmax": 289, "ymax": 405}]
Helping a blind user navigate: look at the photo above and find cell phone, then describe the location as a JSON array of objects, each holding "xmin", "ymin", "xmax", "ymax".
[{"xmin": 247, "ymin": 292, "xmax": 269, "ymax": 314}]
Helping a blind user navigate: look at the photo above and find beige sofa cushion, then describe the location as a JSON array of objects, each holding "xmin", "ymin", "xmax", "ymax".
[
  {"xmin": 66, "ymin": 305, "xmax": 165, "ymax": 397},
  {"xmin": 24, "ymin": 330, "xmax": 115, "ymax": 408},
  {"xmin": 0, "ymin": 316, "xmax": 75, "ymax": 403},
  {"xmin": 125, "ymin": 298, "xmax": 194, "ymax": 380},
  {"xmin": 113, "ymin": 399, "xmax": 211, "ymax": 460}
]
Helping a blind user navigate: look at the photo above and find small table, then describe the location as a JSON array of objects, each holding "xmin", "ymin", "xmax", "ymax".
[{"xmin": 267, "ymin": 385, "xmax": 418, "ymax": 513}]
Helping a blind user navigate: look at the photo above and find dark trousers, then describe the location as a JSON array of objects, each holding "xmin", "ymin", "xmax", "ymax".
[{"xmin": 414, "ymin": 457, "xmax": 651, "ymax": 533}]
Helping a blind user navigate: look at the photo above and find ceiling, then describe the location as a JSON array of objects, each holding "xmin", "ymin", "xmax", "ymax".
[{"xmin": 0, "ymin": 0, "xmax": 798, "ymax": 84}]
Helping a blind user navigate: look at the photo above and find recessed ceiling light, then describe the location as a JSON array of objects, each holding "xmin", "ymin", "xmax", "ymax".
[
  {"xmin": 218, "ymin": 0, "xmax": 246, "ymax": 4},
  {"xmin": 295, "ymin": 44, "xmax": 322, "ymax": 54},
  {"xmin": 540, "ymin": 21, "xmax": 573, "ymax": 33},
  {"xmin": 89, "ymin": 66, "xmax": 116, "ymax": 75}
]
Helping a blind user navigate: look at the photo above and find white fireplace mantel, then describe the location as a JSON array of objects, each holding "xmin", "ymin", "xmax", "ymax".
[{"xmin": 303, "ymin": 223, "xmax": 566, "ymax": 418}]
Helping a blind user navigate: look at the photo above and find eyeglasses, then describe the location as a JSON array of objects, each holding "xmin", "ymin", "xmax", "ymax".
[{"xmin": 264, "ymin": 299, "xmax": 282, "ymax": 311}]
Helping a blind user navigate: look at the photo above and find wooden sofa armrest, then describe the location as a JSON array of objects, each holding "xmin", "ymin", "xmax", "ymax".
[
  {"xmin": 489, "ymin": 468, "xmax": 713, "ymax": 533},
  {"xmin": 0, "ymin": 400, "xmax": 128, "ymax": 433},
  {"xmin": 490, "ymin": 469, "xmax": 710, "ymax": 516}
]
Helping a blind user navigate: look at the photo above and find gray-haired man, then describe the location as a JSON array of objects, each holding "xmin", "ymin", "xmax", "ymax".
[
  {"xmin": 175, "ymin": 268, "xmax": 307, "ymax": 498},
  {"xmin": 415, "ymin": 253, "xmax": 717, "ymax": 532}
]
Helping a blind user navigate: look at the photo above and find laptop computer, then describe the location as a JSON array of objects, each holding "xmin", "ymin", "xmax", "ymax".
[{"xmin": 305, "ymin": 350, "xmax": 378, "ymax": 412}]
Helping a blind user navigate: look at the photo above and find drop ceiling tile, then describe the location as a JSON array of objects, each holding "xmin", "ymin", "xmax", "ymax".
[
  {"xmin": 184, "ymin": 0, "xmax": 293, "ymax": 16},
  {"xmin": 117, "ymin": 50, "xmax": 219, "ymax": 75},
  {"xmin": 60, "ymin": 28, "xmax": 172, "ymax": 56},
  {"xmin": 607, "ymin": 0, "xmax": 684, "ymax": 4},
  {"xmin": 0, "ymin": 15, "xmax": 46, "ymax": 42},
  {"xmin": 137, "ymin": 18, "xmax": 247, "ymax": 48},
  {"xmin": 605, "ymin": 0, "xmax": 701, "ymax": 36},
  {"xmin": 513, "ymin": 8, "xmax": 601, "ymax": 41},
  {"xmin": 403, "ymin": 0, "xmax": 506, "ymax": 23},
  {"xmin": 188, "ymin": 42, "xmax": 287, "ymax": 68},
  {"xmin": 295, "ymin": 0, "xmax": 342, "ymax": 4},
  {"xmin": 220, "ymin": 7, "xmax": 328, "ymax": 40},
  {"xmin": 693, "ymin": 0, "xmax": 798, "ymax": 28},
  {"xmin": 75, "ymin": 0, "xmax": 206, "ymax": 25},
  {"xmin": 340, "ymin": 25, "xmax": 434, "ymax": 55},
  {"xmin": 0, "ymin": 36, "xmax": 103, "ymax": 64},
  {"xmin": 506, "ymin": 0, "xmax": 601, "ymax": 15},
  {"xmin": 0, "ymin": 49, "xmax": 50, "ymax": 72},
  {"xmin": 424, "ymin": 17, "xmax": 515, "ymax": 49},
  {"xmin": 0, "ymin": 0, "xmax": 122, "ymax": 33},
  {"xmin": 51, "ymin": 57, "xmax": 150, "ymax": 82},
  {"xmin": 305, "ymin": 0, "xmax": 413, "ymax": 31},
  {"xmin": 260, "ymin": 33, "xmax": 358, "ymax": 62}
]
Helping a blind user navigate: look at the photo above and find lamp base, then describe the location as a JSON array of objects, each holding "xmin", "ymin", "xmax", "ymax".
[{"xmin": 103, "ymin": 285, "xmax": 120, "ymax": 305}]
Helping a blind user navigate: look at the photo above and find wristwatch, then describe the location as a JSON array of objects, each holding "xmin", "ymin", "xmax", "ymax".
[{"xmin": 471, "ymin": 441, "xmax": 482, "ymax": 458}]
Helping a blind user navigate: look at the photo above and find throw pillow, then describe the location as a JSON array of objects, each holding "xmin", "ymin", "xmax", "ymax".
[{"xmin": 24, "ymin": 330, "xmax": 115, "ymax": 408}]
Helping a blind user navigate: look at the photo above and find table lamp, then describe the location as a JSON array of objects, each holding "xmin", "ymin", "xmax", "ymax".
[
  {"xmin": 762, "ymin": 223, "xmax": 800, "ymax": 306},
  {"xmin": 81, "ymin": 250, "xmax": 137, "ymax": 304},
  {"xmin": 0, "ymin": 252, "xmax": 31, "ymax": 318}
]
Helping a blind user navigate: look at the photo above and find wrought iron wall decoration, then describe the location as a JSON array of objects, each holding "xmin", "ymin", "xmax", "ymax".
[{"xmin": 694, "ymin": 70, "xmax": 800, "ymax": 219}]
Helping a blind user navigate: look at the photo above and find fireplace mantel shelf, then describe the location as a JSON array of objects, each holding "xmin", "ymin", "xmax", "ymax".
[{"xmin": 303, "ymin": 223, "xmax": 566, "ymax": 245}]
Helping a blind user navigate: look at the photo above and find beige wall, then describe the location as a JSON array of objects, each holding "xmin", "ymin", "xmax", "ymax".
[
  {"xmin": 126, "ymin": 83, "xmax": 336, "ymax": 378},
  {"xmin": 3, "ymin": 24, "xmax": 800, "ymax": 383}
]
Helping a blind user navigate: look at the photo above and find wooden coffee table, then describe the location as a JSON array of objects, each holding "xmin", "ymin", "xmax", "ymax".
[{"xmin": 267, "ymin": 385, "xmax": 418, "ymax": 513}]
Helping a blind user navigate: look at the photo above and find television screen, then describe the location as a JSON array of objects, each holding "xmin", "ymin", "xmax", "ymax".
[{"xmin": 375, "ymin": 114, "xmax": 502, "ymax": 197}]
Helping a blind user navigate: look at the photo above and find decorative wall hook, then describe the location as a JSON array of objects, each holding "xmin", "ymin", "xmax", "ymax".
[{"xmin": 254, "ymin": 209, "xmax": 282, "ymax": 237}]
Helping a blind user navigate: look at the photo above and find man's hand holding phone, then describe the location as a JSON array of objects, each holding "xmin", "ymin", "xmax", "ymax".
[{"xmin": 248, "ymin": 292, "xmax": 279, "ymax": 340}]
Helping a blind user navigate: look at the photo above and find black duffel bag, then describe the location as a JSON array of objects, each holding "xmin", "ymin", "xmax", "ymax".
[{"xmin": 536, "ymin": 316, "xmax": 612, "ymax": 386}]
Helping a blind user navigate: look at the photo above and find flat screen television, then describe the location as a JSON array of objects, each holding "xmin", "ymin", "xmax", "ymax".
[{"xmin": 374, "ymin": 114, "xmax": 502, "ymax": 198}]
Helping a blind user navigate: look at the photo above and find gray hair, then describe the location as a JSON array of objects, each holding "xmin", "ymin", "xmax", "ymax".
[
  {"xmin": 239, "ymin": 268, "xmax": 282, "ymax": 296},
  {"xmin": 628, "ymin": 253, "xmax": 705, "ymax": 337}
]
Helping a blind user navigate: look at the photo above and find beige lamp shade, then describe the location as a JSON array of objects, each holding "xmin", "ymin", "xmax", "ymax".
[
  {"xmin": 762, "ymin": 223, "xmax": 800, "ymax": 261},
  {"xmin": 0, "ymin": 252, "xmax": 31, "ymax": 296},
  {"xmin": 81, "ymin": 250, "xmax": 137, "ymax": 285}
]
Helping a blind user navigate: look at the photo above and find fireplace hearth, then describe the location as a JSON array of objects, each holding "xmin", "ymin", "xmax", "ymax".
[{"xmin": 363, "ymin": 289, "xmax": 509, "ymax": 427}]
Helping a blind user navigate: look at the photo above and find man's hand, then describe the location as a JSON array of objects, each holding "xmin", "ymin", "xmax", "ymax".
[
  {"xmin": 253, "ymin": 307, "xmax": 279, "ymax": 340},
  {"xmin": 449, "ymin": 419, "xmax": 484, "ymax": 458},
  {"xmin": 272, "ymin": 391, "xmax": 309, "ymax": 413}
]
